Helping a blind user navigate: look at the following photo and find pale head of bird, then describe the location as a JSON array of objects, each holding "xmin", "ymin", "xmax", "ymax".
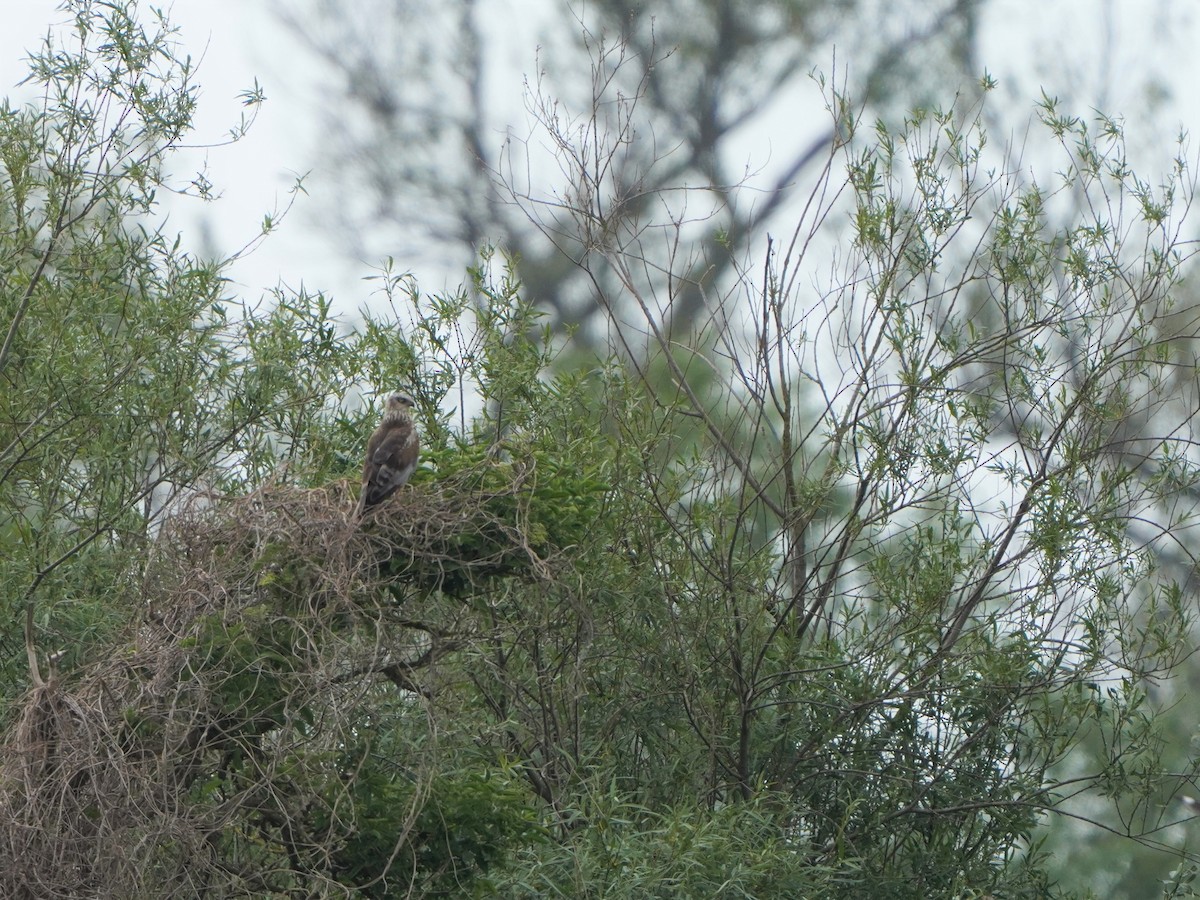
[
  {"xmin": 381, "ymin": 390, "xmax": 416, "ymax": 423},
  {"xmin": 386, "ymin": 391, "xmax": 416, "ymax": 410}
]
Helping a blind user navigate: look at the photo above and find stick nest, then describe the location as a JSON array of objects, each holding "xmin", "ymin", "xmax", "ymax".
[{"xmin": 0, "ymin": 467, "xmax": 567, "ymax": 897}]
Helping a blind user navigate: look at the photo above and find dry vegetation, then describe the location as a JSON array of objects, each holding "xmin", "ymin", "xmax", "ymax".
[{"xmin": 0, "ymin": 471, "xmax": 560, "ymax": 897}]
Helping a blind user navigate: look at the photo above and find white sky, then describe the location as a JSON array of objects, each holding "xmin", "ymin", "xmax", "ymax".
[{"xmin": 1, "ymin": 1, "xmax": 1198, "ymax": 314}]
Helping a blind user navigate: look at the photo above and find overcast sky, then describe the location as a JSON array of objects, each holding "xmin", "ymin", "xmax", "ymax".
[{"xmin": 1, "ymin": 1, "xmax": 1197, "ymax": 316}]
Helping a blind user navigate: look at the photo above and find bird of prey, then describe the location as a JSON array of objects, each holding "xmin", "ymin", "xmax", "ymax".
[{"xmin": 354, "ymin": 391, "xmax": 420, "ymax": 518}]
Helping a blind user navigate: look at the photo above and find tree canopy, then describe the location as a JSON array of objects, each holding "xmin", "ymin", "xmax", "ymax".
[{"xmin": 3, "ymin": 2, "xmax": 1200, "ymax": 897}]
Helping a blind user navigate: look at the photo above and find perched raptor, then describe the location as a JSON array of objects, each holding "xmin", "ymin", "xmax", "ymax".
[{"xmin": 354, "ymin": 391, "xmax": 420, "ymax": 518}]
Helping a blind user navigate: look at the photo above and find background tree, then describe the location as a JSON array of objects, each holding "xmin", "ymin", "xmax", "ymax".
[{"xmin": 277, "ymin": 0, "xmax": 988, "ymax": 339}]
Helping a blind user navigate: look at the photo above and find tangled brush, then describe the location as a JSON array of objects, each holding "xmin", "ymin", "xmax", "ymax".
[{"xmin": 0, "ymin": 464, "xmax": 570, "ymax": 897}]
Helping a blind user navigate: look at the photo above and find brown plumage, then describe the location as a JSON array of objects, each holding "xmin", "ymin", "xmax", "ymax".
[{"xmin": 354, "ymin": 391, "xmax": 420, "ymax": 518}]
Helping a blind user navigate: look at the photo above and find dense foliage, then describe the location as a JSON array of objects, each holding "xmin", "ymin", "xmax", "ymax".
[{"xmin": 3, "ymin": 3, "xmax": 1200, "ymax": 897}]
